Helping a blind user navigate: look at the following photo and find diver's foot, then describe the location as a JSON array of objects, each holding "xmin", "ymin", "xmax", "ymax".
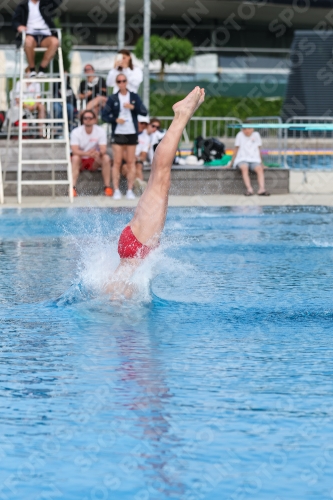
[
  {"xmin": 172, "ymin": 87, "xmax": 203, "ymax": 121},
  {"xmin": 196, "ymin": 88, "xmax": 205, "ymax": 111}
]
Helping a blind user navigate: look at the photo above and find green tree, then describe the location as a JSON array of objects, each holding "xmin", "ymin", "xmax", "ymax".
[
  {"xmin": 134, "ymin": 35, "xmax": 193, "ymax": 80},
  {"xmin": 54, "ymin": 18, "xmax": 72, "ymax": 73}
]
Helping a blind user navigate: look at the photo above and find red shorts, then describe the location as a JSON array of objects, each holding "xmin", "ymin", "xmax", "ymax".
[
  {"xmin": 80, "ymin": 158, "xmax": 96, "ymax": 171},
  {"xmin": 118, "ymin": 226, "xmax": 157, "ymax": 259}
]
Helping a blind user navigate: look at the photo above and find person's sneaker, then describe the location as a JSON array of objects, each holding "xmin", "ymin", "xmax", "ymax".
[
  {"xmin": 29, "ymin": 71, "xmax": 37, "ymax": 78},
  {"xmin": 113, "ymin": 189, "xmax": 122, "ymax": 200},
  {"xmin": 73, "ymin": 187, "xmax": 78, "ymax": 197},
  {"xmin": 133, "ymin": 178, "xmax": 147, "ymax": 196},
  {"xmin": 37, "ymin": 70, "xmax": 46, "ymax": 78},
  {"xmin": 104, "ymin": 186, "xmax": 113, "ymax": 197},
  {"xmin": 126, "ymin": 189, "xmax": 136, "ymax": 200}
]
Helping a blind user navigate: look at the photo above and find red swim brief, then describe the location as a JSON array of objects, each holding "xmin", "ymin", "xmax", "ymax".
[
  {"xmin": 118, "ymin": 226, "xmax": 155, "ymax": 259},
  {"xmin": 80, "ymin": 158, "xmax": 96, "ymax": 171}
]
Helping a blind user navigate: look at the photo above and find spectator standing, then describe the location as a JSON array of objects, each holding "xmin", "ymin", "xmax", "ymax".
[
  {"xmin": 229, "ymin": 125, "xmax": 270, "ymax": 196},
  {"xmin": 78, "ymin": 64, "xmax": 107, "ymax": 115},
  {"xmin": 121, "ymin": 115, "xmax": 150, "ymax": 194},
  {"xmin": 107, "ymin": 50, "xmax": 143, "ymax": 94},
  {"xmin": 70, "ymin": 110, "xmax": 112, "ymax": 198},
  {"xmin": 53, "ymin": 72, "xmax": 77, "ymax": 132},
  {"xmin": 12, "ymin": 0, "xmax": 61, "ymax": 77},
  {"xmin": 101, "ymin": 73, "xmax": 148, "ymax": 200}
]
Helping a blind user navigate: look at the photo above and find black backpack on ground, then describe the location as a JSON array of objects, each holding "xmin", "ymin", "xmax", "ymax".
[{"xmin": 193, "ymin": 135, "xmax": 225, "ymax": 162}]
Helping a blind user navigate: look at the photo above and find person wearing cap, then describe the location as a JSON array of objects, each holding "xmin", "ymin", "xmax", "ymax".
[
  {"xmin": 78, "ymin": 64, "xmax": 107, "ymax": 115},
  {"xmin": 107, "ymin": 49, "xmax": 143, "ymax": 94}
]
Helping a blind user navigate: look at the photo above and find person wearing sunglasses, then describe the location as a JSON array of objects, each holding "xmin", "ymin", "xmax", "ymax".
[
  {"xmin": 78, "ymin": 64, "xmax": 107, "ymax": 115},
  {"xmin": 101, "ymin": 74, "xmax": 148, "ymax": 200},
  {"xmin": 70, "ymin": 110, "xmax": 112, "ymax": 198},
  {"xmin": 107, "ymin": 49, "xmax": 143, "ymax": 94}
]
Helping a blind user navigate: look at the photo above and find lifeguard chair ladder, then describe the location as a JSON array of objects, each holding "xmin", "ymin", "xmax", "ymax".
[{"xmin": 6, "ymin": 30, "xmax": 73, "ymax": 203}]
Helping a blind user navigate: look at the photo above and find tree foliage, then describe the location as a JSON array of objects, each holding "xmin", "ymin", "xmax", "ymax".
[{"xmin": 134, "ymin": 35, "xmax": 193, "ymax": 80}]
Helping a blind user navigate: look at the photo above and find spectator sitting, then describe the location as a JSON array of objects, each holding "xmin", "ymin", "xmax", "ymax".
[
  {"xmin": 13, "ymin": 66, "xmax": 45, "ymax": 137},
  {"xmin": 229, "ymin": 124, "xmax": 270, "ymax": 196},
  {"xmin": 107, "ymin": 49, "xmax": 143, "ymax": 94},
  {"xmin": 148, "ymin": 118, "xmax": 165, "ymax": 162},
  {"xmin": 53, "ymin": 72, "xmax": 78, "ymax": 132},
  {"xmin": 101, "ymin": 73, "xmax": 148, "ymax": 200},
  {"xmin": 70, "ymin": 110, "xmax": 112, "ymax": 198},
  {"xmin": 78, "ymin": 64, "xmax": 107, "ymax": 116},
  {"xmin": 12, "ymin": 0, "xmax": 60, "ymax": 77}
]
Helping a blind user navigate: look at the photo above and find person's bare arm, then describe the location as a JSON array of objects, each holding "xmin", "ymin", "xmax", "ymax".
[
  {"xmin": 223, "ymin": 146, "xmax": 239, "ymax": 169},
  {"xmin": 78, "ymin": 90, "xmax": 92, "ymax": 100},
  {"xmin": 71, "ymin": 145, "xmax": 94, "ymax": 157},
  {"xmin": 99, "ymin": 145, "xmax": 107, "ymax": 156},
  {"xmin": 17, "ymin": 26, "xmax": 27, "ymax": 33}
]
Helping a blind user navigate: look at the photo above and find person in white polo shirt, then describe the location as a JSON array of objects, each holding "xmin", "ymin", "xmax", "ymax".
[
  {"xmin": 229, "ymin": 123, "xmax": 270, "ymax": 196},
  {"xmin": 70, "ymin": 110, "xmax": 112, "ymax": 198}
]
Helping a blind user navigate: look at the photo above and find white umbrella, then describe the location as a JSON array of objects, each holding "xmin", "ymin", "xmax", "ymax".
[
  {"xmin": 70, "ymin": 51, "xmax": 82, "ymax": 94},
  {"xmin": 0, "ymin": 51, "xmax": 7, "ymax": 110}
]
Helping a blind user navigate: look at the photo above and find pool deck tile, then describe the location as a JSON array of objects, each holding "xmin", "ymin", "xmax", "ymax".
[{"xmin": 1, "ymin": 194, "xmax": 332, "ymax": 208}]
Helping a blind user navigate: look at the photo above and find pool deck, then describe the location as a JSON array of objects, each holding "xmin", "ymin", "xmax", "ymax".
[{"xmin": 1, "ymin": 194, "xmax": 332, "ymax": 208}]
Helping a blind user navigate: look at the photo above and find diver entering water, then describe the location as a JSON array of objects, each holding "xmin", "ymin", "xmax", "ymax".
[{"xmin": 106, "ymin": 87, "xmax": 205, "ymax": 297}]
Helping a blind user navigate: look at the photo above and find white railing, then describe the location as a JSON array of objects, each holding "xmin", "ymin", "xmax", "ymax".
[{"xmin": 157, "ymin": 116, "xmax": 242, "ymax": 143}]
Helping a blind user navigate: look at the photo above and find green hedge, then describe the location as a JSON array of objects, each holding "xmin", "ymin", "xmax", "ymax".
[{"xmin": 150, "ymin": 95, "xmax": 283, "ymax": 119}]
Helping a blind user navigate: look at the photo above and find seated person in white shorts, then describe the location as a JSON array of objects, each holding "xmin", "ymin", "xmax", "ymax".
[
  {"xmin": 70, "ymin": 110, "xmax": 112, "ymax": 197},
  {"xmin": 229, "ymin": 124, "xmax": 270, "ymax": 196}
]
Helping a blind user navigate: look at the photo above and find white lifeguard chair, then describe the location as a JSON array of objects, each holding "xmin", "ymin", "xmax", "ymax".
[{"xmin": 4, "ymin": 30, "xmax": 73, "ymax": 203}]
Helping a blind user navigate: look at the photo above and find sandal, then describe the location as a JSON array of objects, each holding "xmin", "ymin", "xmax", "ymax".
[
  {"xmin": 244, "ymin": 191, "xmax": 254, "ymax": 196},
  {"xmin": 257, "ymin": 191, "xmax": 270, "ymax": 196}
]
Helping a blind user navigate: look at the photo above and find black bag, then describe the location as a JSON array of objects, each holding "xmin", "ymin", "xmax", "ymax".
[{"xmin": 193, "ymin": 135, "xmax": 225, "ymax": 162}]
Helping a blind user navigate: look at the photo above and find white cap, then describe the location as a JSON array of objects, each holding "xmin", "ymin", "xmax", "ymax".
[{"xmin": 138, "ymin": 115, "xmax": 149, "ymax": 124}]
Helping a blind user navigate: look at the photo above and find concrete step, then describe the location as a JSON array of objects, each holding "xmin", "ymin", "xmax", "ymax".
[{"xmin": 2, "ymin": 168, "xmax": 289, "ymax": 197}]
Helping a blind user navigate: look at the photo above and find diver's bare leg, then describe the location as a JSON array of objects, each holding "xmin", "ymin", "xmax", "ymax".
[{"xmin": 130, "ymin": 87, "xmax": 205, "ymax": 246}]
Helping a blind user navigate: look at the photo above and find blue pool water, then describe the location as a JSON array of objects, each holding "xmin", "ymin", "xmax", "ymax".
[{"xmin": 0, "ymin": 206, "xmax": 333, "ymax": 500}]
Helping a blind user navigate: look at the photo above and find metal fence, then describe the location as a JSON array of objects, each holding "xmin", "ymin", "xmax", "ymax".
[
  {"xmin": 158, "ymin": 116, "xmax": 242, "ymax": 143},
  {"xmin": 284, "ymin": 116, "xmax": 333, "ymax": 169}
]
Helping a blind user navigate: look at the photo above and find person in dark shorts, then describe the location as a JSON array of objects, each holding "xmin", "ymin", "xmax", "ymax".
[
  {"xmin": 12, "ymin": 0, "xmax": 61, "ymax": 77},
  {"xmin": 101, "ymin": 74, "xmax": 148, "ymax": 200}
]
